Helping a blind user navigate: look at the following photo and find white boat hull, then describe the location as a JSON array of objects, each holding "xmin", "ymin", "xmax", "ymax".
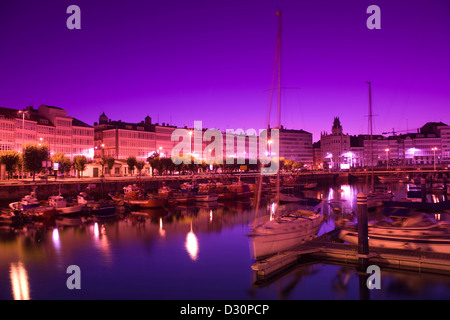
[
  {"xmin": 339, "ymin": 229, "xmax": 450, "ymax": 254},
  {"xmin": 251, "ymin": 214, "xmax": 324, "ymax": 260}
]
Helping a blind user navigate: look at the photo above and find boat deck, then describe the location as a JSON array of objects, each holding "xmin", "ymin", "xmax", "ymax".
[{"xmin": 251, "ymin": 229, "xmax": 450, "ymax": 281}]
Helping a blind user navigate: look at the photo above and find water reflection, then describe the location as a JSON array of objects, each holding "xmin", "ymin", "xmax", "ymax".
[
  {"xmin": 185, "ymin": 223, "xmax": 199, "ymax": 261},
  {"xmin": 91, "ymin": 222, "xmax": 112, "ymax": 265},
  {"xmin": 1, "ymin": 182, "xmax": 449, "ymax": 299},
  {"xmin": 10, "ymin": 261, "xmax": 30, "ymax": 300},
  {"xmin": 159, "ymin": 217, "xmax": 166, "ymax": 237},
  {"xmin": 52, "ymin": 228, "xmax": 61, "ymax": 251}
]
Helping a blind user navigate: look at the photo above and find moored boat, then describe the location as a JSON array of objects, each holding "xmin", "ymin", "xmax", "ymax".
[
  {"xmin": 126, "ymin": 197, "xmax": 167, "ymax": 208},
  {"xmin": 85, "ymin": 201, "xmax": 117, "ymax": 218},
  {"xmin": 250, "ymin": 207, "xmax": 324, "ymax": 260},
  {"xmin": 194, "ymin": 193, "xmax": 219, "ymax": 202},
  {"xmin": 172, "ymin": 191, "xmax": 196, "ymax": 204},
  {"xmin": 9, "ymin": 191, "xmax": 40, "ymax": 211},
  {"xmin": 339, "ymin": 212, "xmax": 450, "ymax": 253},
  {"xmin": 48, "ymin": 195, "xmax": 84, "ymax": 215}
]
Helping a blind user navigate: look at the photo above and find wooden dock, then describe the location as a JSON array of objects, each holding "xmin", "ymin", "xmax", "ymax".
[{"xmin": 251, "ymin": 229, "xmax": 450, "ymax": 281}]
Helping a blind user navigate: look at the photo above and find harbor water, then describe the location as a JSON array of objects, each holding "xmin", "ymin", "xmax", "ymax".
[{"xmin": 1, "ymin": 181, "xmax": 450, "ymax": 300}]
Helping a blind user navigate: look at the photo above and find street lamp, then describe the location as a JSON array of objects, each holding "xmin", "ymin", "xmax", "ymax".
[
  {"xmin": 385, "ymin": 148, "xmax": 390, "ymax": 170},
  {"xmin": 432, "ymin": 147, "xmax": 438, "ymax": 171},
  {"xmin": 18, "ymin": 110, "xmax": 29, "ymax": 179}
]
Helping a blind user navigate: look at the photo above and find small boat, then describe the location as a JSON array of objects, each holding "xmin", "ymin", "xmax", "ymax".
[
  {"xmin": 339, "ymin": 212, "xmax": 450, "ymax": 253},
  {"xmin": 126, "ymin": 197, "xmax": 167, "ymax": 208},
  {"xmin": 9, "ymin": 191, "xmax": 40, "ymax": 211},
  {"xmin": 48, "ymin": 195, "xmax": 84, "ymax": 215},
  {"xmin": 225, "ymin": 183, "xmax": 252, "ymax": 199},
  {"xmin": 77, "ymin": 192, "xmax": 96, "ymax": 205},
  {"xmin": 158, "ymin": 185, "xmax": 174, "ymax": 199},
  {"xmin": 194, "ymin": 193, "xmax": 219, "ymax": 202},
  {"xmin": 172, "ymin": 192, "xmax": 196, "ymax": 204},
  {"xmin": 85, "ymin": 202, "xmax": 116, "ymax": 218},
  {"xmin": 25, "ymin": 205, "xmax": 57, "ymax": 220}
]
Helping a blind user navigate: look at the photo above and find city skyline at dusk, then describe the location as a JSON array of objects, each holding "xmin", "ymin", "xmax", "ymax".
[{"xmin": 1, "ymin": 0, "xmax": 449, "ymax": 143}]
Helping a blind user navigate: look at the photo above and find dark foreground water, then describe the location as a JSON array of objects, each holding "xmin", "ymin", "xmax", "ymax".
[{"xmin": 1, "ymin": 182, "xmax": 450, "ymax": 300}]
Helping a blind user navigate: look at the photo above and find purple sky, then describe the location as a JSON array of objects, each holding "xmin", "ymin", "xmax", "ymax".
[{"xmin": 1, "ymin": 0, "xmax": 449, "ymax": 142}]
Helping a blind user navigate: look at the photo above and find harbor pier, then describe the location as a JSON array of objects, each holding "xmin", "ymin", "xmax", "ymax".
[{"xmin": 251, "ymin": 229, "xmax": 450, "ymax": 283}]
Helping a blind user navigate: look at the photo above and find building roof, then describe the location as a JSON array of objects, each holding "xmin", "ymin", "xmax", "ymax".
[
  {"xmin": 41, "ymin": 105, "xmax": 63, "ymax": 110},
  {"xmin": 72, "ymin": 117, "xmax": 92, "ymax": 128}
]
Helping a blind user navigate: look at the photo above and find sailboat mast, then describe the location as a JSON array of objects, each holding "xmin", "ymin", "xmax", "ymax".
[
  {"xmin": 276, "ymin": 10, "xmax": 282, "ymax": 204},
  {"xmin": 367, "ymin": 81, "xmax": 374, "ymax": 189}
]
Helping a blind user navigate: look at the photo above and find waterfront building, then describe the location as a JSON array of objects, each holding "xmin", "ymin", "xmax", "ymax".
[
  {"xmin": 363, "ymin": 122, "xmax": 448, "ymax": 168},
  {"xmin": 0, "ymin": 105, "xmax": 94, "ymax": 159},
  {"xmin": 320, "ymin": 117, "xmax": 351, "ymax": 170},
  {"xmin": 312, "ymin": 141, "xmax": 322, "ymax": 169},
  {"xmin": 94, "ymin": 113, "xmax": 156, "ymax": 161},
  {"xmin": 438, "ymin": 124, "xmax": 450, "ymax": 164},
  {"xmin": 278, "ymin": 126, "xmax": 313, "ymax": 167}
]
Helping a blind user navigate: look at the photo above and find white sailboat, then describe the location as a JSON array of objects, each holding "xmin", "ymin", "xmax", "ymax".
[
  {"xmin": 249, "ymin": 11, "xmax": 324, "ymax": 260},
  {"xmin": 339, "ymin": 212, "xmax": 450, "ymax": 253}
]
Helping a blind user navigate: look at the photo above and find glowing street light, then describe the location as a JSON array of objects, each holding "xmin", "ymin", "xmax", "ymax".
[
  {"xmin": 432, "ymin": 147, "xmax": 438, "ymax": 171},
  {"xmin": 385, "ymin": 148, "xmax": 390, "ymax": 170}
]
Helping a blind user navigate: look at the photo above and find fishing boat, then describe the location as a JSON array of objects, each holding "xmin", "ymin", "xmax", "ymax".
[
  {"xmin": 77, "ymin": 192, "xmax": 96, "ymax": 205},
  {"xmin": 9, "ymin": 191, "xmax": 40, "ymax": 211},
  {"xmin": 76, "ymin": 192, "xmax": 116, "ymax": 218},
  {"xmin": 85, "ymin": 201, "xmax": 116, "ymax": 218},
  {"xmin": 48, "ymin": 195, "xmax": 84, "ymax": 215},
  {"xmin": 225, "ymin": 183, "xmax": 252, "ymax": 199},
  {"xmin": 339, "ymin": 212, "xmax": 450, "ymax": 253},
  {"xmin": 194, "ymin": 193, "xmax": 219, "ymax": 202},
  {"xmin": 158, "ymin": 185, "xmax": 174, "ymax": 199},
  {"xmin": 126, "ymin": 196, "xmax": 167, "ymax": 208},
  {"xmin": 194, "ymin": 183, "xmax": 220, "ymax": 202},
  {"xmin": 9, "ymin": 192, "xmax": 57, "ymax": 220},
  {"xmin": 172, "ymin": 191, "xmax": 196, "ymax": 204},
  {"xmin": 249, "ymin": 11, "xmax": 324, "ymax": 260}
]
